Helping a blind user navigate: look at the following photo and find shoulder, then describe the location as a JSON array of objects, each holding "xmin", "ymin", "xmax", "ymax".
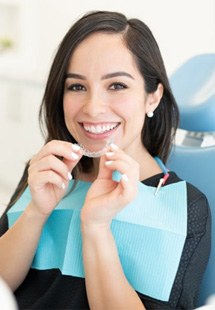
[
  {"xmin": 166, "ymin": 171, "xmax": 209, "ymax": 212},
  {"xmin": 186, "ymin": 181, "xmax": 208, "ymax": 208},
  {"xmin": 186, "ymin": 182, "xmax": 211, "ymax": 237},
  {"xmin": 167, "ymin": 172, "xmax": 211, "ymax": 234}
]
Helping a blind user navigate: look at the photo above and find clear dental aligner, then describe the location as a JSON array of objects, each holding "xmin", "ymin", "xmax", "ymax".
[
  {"xmin": 78, "ymin": 144, "xmax": 108, "ymax": 158},
  {"xmin": 75, "ymin": 138, "xmax": 113, "ymax": 158}
]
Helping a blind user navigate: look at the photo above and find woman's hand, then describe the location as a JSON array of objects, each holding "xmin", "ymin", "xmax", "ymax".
[
  {"xmin": 81, "ymin": 144, "xmax": 139, "ymax": 227},
  {"xmin": 28, "ymin": 140, "xmax": 82, "ymax": 218}
]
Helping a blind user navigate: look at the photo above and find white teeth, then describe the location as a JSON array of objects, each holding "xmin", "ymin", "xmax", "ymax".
[{"xmin": 83, "ymin": 123, "xmax": 118, "ymax": 134}]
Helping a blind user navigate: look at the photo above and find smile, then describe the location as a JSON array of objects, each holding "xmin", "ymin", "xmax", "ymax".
[{"xmin": 82, "ymin": 122, "xmax": 120, "ymax": 134}]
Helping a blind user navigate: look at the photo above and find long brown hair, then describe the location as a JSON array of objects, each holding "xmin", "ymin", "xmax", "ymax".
[{"xmin": 7, "ymin": 10, "xmax": 179, "ymax": 209}]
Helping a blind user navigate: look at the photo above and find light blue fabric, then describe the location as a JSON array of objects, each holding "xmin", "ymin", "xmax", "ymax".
[
  {"xmin": 8, "ymin": 179, "xmax": 187, "ymax": 301},
  {"xmin": 170, "ymin": 54, "xmax": 215, "ymax": 132}
]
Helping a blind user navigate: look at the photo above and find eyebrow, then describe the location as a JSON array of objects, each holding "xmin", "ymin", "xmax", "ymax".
[
  {"xmin": 101, "ymin": 72, "xmax": 135, "ymax": 80},
  {"xmin": 65, "ymin": 71, "xmax": 135, "ymax": 80},
  {"xmin": 65, "ymin": 73, "xmax": 86, "ymax": 80}
]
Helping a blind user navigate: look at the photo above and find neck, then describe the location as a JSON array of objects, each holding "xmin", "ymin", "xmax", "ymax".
[
  {"xmin": 123, "ymin": 143, "xmax": 163, "ymax": 181},
  {"xmin": 138, "ymin": 152, "xmax": 163, "ymax": 181}
]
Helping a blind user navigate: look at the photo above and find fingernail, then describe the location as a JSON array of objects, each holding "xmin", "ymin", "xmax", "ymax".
[
  {"xmin": 72, "ymin": 144, "xmax": 81, "ymax": 151},
  {"xmin": 70, "ymin": 152, "xmax": 79, "ymax": 160},
  {"xmin": 110, "ymin": 143, "xmax": 119, "ymax": 151},
  {"xmin": 68, "ymin": 172, "xmax": 73, "ymax": 180},
  {"xmin": 106, "ymin": 152, "xmax": 114, "ymax": 157},
  {"xmin": 105, "ymin": 160, "xmax": 113, "ymax": 165},
  {"xmin": 121, "ymin": 174, "xmax": 129, "ymax": 182}
]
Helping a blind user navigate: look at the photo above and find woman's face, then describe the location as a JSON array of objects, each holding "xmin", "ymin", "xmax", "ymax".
[{"xmin": 63, "ymin": 32, "xmax": 158, "ymax": 156}]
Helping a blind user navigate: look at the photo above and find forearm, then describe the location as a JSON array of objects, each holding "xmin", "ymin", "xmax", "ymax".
[
  {"xmin": 81, "ymin": 224, "xmax": 145, "ymax": 310},
  {"xmin": 0, "ymin": 202, "xmax": 47, "ymax": 291}
]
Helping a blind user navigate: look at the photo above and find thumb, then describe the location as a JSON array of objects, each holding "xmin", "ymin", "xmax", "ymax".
[
  {"xmin": 97, "ymin": 154, "xmax": 113, "ymax": 180},
  {"xmin": 63, "ymin": 153, "xmax": 83, "ymax": 176}
]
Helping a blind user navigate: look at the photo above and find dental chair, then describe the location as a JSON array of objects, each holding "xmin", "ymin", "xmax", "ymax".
[{"xmin": 167, "ymin": 54, "xmax": 215, "ymax": 307}]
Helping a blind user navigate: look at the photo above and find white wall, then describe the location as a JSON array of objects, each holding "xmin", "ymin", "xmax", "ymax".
[
  {"xmin": 35, "ymin": 0, "xmax": 215, "ymax": 80},
  {"xmin": 1, "ymin": 0, "xmax": 214, "ymax": 81},
  {"xmin": 0, "ymin": 0, "xmax": 214, "ymax": 208}
]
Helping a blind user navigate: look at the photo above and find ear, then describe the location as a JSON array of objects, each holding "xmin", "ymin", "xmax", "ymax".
[{"xmin": 145, "ymin": 83, "xmax": 164, "ymax": 114}]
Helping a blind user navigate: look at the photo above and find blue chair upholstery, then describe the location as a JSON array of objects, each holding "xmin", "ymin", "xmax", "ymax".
[
  {"xmin": 170, "ymin": 54, "xmax": 215, "ymax": 132},
  {"xmin": 167, "ymin": 54, "xmax": 215, "ymax": 306}
]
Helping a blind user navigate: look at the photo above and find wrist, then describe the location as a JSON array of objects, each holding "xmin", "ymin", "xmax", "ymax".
[
  {"xmin": 25, "ymin": 202, "xmax": 49, "ymax": 225},
  {"xmin": 80, "ymin": 206, "xmax": 113, "ymax": 231},
  {"xmin": 81, "ymin": 221, "xmax": 111, "ymax": 236}
]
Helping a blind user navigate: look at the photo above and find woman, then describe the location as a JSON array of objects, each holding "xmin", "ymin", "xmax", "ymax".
[{"xmin": 0, "ymin": 11, "xmax": 211, "ymax": 309}]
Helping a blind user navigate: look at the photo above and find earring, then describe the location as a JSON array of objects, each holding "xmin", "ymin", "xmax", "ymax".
[{"xmin": 147, "ymin": 111, "xmax": 154, "ymax": 118}]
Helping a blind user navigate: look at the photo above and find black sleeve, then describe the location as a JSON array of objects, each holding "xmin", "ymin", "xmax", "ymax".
[
  {"xmin": 136, "ymin": 183, "xmax": 211, "ymax": 310},
  {"xmin": 0, "ymin": 209, "xmax": 9, "ymax": 237},
  {"xmin": 174, "ymin": 186, "xmax": 211, "ymax": 309}
]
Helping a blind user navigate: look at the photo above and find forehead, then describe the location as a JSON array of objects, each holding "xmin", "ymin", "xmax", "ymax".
[{"xmin": 68, "ymin": 32, "xmax": 141, "ymax": 75}]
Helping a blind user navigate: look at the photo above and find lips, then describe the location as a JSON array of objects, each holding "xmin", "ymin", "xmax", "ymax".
[{"xmin": 81, "ymin": 122, "xmax": 120, "ymax": 134}]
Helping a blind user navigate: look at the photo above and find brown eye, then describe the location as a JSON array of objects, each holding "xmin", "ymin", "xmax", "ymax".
[
  {"xmin": 109, "ymin": 83, "xmax": 127, "ymax": 90},
  {"xmin": 67, "ymin": 84, "xmax": 86, "ymax": 91}
]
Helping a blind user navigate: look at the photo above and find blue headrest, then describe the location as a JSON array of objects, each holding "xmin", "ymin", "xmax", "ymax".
[{"xmin": 170, "ymin": 54, "xmax": 215, "ymax": 132}]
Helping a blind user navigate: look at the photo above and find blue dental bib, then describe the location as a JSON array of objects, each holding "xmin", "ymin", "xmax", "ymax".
[{"xmin": 8, "ymin": 178, "xmax": 187, "ymax": 301}]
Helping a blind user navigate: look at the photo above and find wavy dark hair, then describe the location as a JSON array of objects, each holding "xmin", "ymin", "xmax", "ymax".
[{"xmin": 8, "ymin": 10, "xmax": 179, "ymax": 208}]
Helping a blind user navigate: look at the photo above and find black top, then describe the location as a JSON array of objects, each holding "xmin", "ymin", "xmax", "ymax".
[{"xmin": 0, "ymin": 171, "xmax": 211, "ymax": 309}]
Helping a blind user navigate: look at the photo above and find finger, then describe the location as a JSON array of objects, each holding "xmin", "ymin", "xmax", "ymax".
[
  {"xmin": 28, "ymin": 170, "xmax": 68, "ymax": 191},
  {"xmin": 63, "ymin": 151, "xmax": 83, "ymax": 176},
  {"xmin": 106, "ymin": 143, "xmax": 137, "ymax": 165},
  {"xmin": 119, "ymin": 173, "xmax": 130, "ymax": 191},
  {"xmin": 96, "ymin": 154, "xmax": 114, "ymax": 180},
  {"xmin": 104, "ymin": 158, "xmax": 139, "ymax": 200},
  {"xmin": 104, "ymin": 159, "xmax": 130, "ymax": 179},
  {"xmin": 105, "ymin": 150, "xmax": 133, "ymax": 165},
  {"xmin": 105, "ymin": 147, "xmax": 139, "ymax": 181},
  {"xmin": 96, "ymin": 143, "xmax": 122, "ymax": 180},
  {"xmin": 29, "ymin": 155, "xmax": 73, "ymax": 182},
  {"xmin": 34, "ymin": 140, "xmax": 82, "ymax": 163}
]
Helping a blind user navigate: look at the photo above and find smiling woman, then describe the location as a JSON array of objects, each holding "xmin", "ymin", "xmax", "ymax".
[
  {"xmin": 63, "ymin": 32, "xmax": 163, "ymax": 160},
  {"xmin": 0, "ymin": 10, "xmax": 211, "ymax": 310}
]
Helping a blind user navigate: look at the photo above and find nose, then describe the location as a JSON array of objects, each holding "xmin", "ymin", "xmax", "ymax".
[{"xmin": 82, "ymin": 92, "xmax": 107, "ymax": 117}]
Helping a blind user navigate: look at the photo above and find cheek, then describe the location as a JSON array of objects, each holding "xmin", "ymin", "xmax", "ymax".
[
  {"xmin": 124, "ymin": 99, "xmax": 146, "ymax": 131},
  {"xmin": 63, "ymin": 96, "xmax": 78, "ymax": 119},
  {"xmin": 63, "ymin": 93, "xmax": 85, "ymax": 116},
  {"xmin": 111, "ymin": 96, "xmax": 134, "ymax": 116},
  {"xmin": 114, "ymin": 97, "xmax": 145, "ymax": 120},
  {"xmin": 63, "ymin": 98, "xmax": 77, "ymax": 132}
]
